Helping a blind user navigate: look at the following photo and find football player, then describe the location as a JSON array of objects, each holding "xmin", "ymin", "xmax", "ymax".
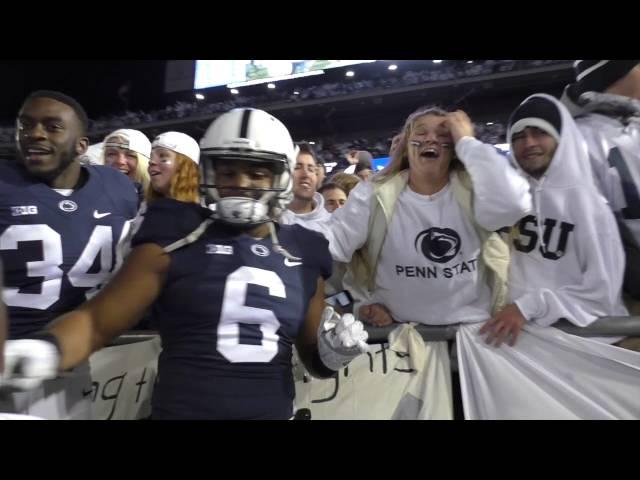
[
  {"xmin": 2, "ymin": 108, "xmax": 368, "ymax": 420},
  {"xmin": 0, "ymin": 91, "xmax": 138, "ymax": 418}
]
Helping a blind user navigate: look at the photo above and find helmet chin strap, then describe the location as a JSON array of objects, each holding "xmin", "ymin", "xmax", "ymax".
[
  {"xmin": 204, "ymin": 168, "xmax": 286, "ymax": 226},
  {"xmin": 213, "ymin": 197, "xmax": 268, "ymax": 225},
  {"xmin": 208, "ymin": 195, "xmax": 302, "ymax": 261},
  {"xmin": 268, "ymin": 221, "xmax": 302, "ymax": 262}
]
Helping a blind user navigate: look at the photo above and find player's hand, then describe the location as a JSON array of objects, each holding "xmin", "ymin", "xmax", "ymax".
[
  {"xmin": 445, "ymin": 110, "xmax": 475, "ymax": 145},
  {"xmin": 1, "ymin": 339, "xmax": 60, "ymax": 391},
  {"xmin": 359, "ymin": 303, "xmax": 393, "ymax": 327},
  {"xmin": 479, "ymin": 303, "xmax": 526, "ymax": 348},
  {"xmin": 321, "ymin": 306, "xmax": 369, "ymax": 354}
]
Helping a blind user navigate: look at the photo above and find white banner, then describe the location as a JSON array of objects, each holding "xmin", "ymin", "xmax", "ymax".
[
  {"xmin": 0, "ymin": 413, "xmax": 44, "ymax": 420},
  {"xmin": 457, "ymin": 323, "xmax": 640, "ymax": 420},
  {"xmin": 294, "ymin": 324, "xmax": 453, "ymax": 420},
  {"xmin": 0, "ymin": 335, "xmax": 161, "ymax": 420},
  {"xmin": 87, "ymin": 336, "xmax": 161, "ymax": 420}
]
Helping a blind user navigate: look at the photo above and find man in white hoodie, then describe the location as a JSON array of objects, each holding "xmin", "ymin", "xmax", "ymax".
[
  {"xmin": 561, "ymin": 60, "xmax": 640, "ymax": 304},
  {"xmin": 279, "ymin": 141, "xmax": 331, "ymax": 230},
  {"xmin": 481, "ymin": 94, "xmax": 628, "ymax": 347},
  {"xmin": 0, "ymin": 262, "xmax": 5, "ymax": 373}
]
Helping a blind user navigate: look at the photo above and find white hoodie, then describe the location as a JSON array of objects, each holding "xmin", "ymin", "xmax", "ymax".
[
  {"xmin": 571, "ymin": 93, "xmax": 640, "ymax": 249},
  {"xmin": 279, "ymin": 192, "xmax": 331, "ymax": 231},
  {"xmin": 508, "ymin": 94, "xmax": 628, "ymax": 332}
]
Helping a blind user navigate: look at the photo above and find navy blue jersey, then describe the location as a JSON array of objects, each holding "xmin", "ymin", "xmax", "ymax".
[
  {"xmin": 131, "ymin": 198, "xmax": 332, "ymax": 420},
  {"xmin": 0, "ymin": 162, "xmax": 138, "ymax": 338}
]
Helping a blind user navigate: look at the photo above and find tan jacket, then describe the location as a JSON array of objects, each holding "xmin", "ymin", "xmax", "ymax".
[{"xmin": 344, "ymin": 169, "xmax": 510, "ymax": 319}]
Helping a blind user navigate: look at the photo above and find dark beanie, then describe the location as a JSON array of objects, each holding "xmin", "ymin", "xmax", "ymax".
[
  {"xmin": 509, "ymin": 96, "xmax": 562, "ymax": 142},
  {"xmin": 566, "ymin": 60, "xmax": 639, "ymax": 101}
]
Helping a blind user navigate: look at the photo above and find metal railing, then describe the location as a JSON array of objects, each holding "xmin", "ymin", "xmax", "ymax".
[
  {"xmin": 108, "ymin": 331, "xmax": 158, "ymax": 347},
  {"xmin": 113, "ymin": 316, "xmax": 640, "ymax": 346},
  {"xmin": 363, "ymin": 316, "xmax": 640, "ymax": 344}
]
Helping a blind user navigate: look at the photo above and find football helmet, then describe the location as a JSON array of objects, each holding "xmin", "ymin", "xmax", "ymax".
[{"xmin": 199, "ymin": 108, "xmax": 298, "ymax": 225}]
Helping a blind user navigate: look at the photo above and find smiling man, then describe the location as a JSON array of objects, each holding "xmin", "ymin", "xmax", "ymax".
[
  {"xmin": 480, "ymin": 94, "xmax": 628, "ymax": 347},
  {"xmin": 0, "ymin": 90, "xmax": 138, "ymax": 419},
  {"xmin": 279, "ymin": 141, "xmax": 330, "ymax": 231}
]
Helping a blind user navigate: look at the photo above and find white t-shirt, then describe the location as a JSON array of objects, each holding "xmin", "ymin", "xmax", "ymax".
[
  {"xmin": 53, "ymin": 188, "xmax": 74, "ymax": 197},
  {"xmin": 372, "ymin": 183, "xmax": 492, "ymax": 325}
]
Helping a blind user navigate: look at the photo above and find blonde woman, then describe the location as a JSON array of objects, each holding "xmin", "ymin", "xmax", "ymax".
[
  {"xmin": 103, "ymin": 129, "xmax": 151, "ymax": 200},
  {"xmin": 325, "ymin": 106, "xmax": 532, "ymax": 327}
]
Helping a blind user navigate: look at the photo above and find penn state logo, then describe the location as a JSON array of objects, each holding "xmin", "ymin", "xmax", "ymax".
[
  {"xmin": 251, "ymin": 244, "xmax": 270, "ymax": 257},
  {"xmin": 415, "ymin": 227, "xmax": 461, "ymax": 263},
  {"xmin": 58, "ymin": 200, "xmax": 78, "ymax": 212}
]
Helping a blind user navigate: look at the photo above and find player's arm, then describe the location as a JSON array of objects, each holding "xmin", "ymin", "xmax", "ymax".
[
  {"xmin": 295, "ymin": 276, "xmax": 368, "ymax": 379},
  {"xmin": 1, "ymin": 243, "xmax": 169, "ymax": 389},
  {"xmin": 447, "ymin": 111, "xmax": 532, "ymax": 231},
  {"xmin": 49, "ymin": 243, "xmax": 168, "ymax": 370}
]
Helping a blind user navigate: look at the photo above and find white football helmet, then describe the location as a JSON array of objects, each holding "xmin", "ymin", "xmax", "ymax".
[{"xmin": 199, "ymin": 108, "xmax": 298, "ymax": 226}]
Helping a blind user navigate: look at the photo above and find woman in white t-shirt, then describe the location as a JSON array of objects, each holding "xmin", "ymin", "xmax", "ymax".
[{"xmin": 323, "ymin": 106, "xmax": 532, "ymax": 327}]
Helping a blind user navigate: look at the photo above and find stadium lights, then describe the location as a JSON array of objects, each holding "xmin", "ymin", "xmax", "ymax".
[
  {"xmin": 195, "ymin": 93, "xmax": 205, "ymax": 100},
  {"xmin": 346, "ymin": 70, "xmax": 355, "ymax": 77},
  {"xmin": 229, "ymin": 88, "xmax": 239, "ymax": 94},
  {"xmin": 388, "ymin": 64, "xmax": 398, "ymax": 71}
]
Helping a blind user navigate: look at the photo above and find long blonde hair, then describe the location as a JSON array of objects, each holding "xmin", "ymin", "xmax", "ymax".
[
  {"xmin": 103, "ymin": 135, "xmax": 151, "ymax": 196},
  {"xmin": 132, "ymin": 152, "xmax": 150, "ymax": 197},
  {"xmin": 374, "ymin": 106, "xmax": 463, "ymax": 184}
]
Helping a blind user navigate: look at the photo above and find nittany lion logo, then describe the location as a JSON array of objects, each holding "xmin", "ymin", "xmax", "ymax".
[
  {"xmin": 58, "ymin": 200, "xmax": 78, "ymax": 212},
  {"xmin": 414, "ymin": 227, "xmax": 461, "ymax": 263}
]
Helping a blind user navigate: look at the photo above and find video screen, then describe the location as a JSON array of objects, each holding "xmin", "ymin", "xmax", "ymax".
[{"xmin": 194, "ymin": 60, "xmax": 376, "ymax": 89}]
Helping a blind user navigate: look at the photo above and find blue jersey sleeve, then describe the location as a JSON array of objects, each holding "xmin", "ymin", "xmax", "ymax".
[{"xmin": 87, "ymin": 165, "xmax": 139, "ymax": 219}]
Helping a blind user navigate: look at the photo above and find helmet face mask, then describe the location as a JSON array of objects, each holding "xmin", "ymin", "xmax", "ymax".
[{"xmin": 199, "ymin": 109, "xmax": 297, "ymax": 226}]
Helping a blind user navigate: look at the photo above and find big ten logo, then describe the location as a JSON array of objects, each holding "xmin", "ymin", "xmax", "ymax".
[
  {"xmin": 83, "ymin": 367, "xmax": 158, "ymax": 420},
  {"xmin": 10, "ymin": 206, "xmax": 38, "ymax": 216},
  {"xmin": 298, "ymin": 343, "xmax": 416, "ymax": 404}
]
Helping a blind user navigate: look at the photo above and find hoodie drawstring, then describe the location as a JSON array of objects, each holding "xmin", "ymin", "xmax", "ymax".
[{"xmin": 533, "ymin": 175, "xmax": 548, "ymax": 254}]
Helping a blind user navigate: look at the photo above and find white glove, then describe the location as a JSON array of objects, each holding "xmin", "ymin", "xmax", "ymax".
[
  {"xmin": 318, "ymin": 306, "xmax": 369, "ymax": 371},
  {"xmin": 321, "ymin": 306, "xmax": 369, "ymax": 352},
  {"xmin": 1, "ymin": 339, "xmax": 60, "ymax": 391}
]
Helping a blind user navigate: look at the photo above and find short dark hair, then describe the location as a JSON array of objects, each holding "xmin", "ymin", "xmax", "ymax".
[
  {"xmin": 296, "ymin": 141, "xmax": 320, "ymax": 165},
  {"xmin": 21, "ymin": 90, "xmax": 89, "ymax": 134},
  {"xmin": 318, "ymin": 182, "xmax": 346, "ymax": 195}
]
